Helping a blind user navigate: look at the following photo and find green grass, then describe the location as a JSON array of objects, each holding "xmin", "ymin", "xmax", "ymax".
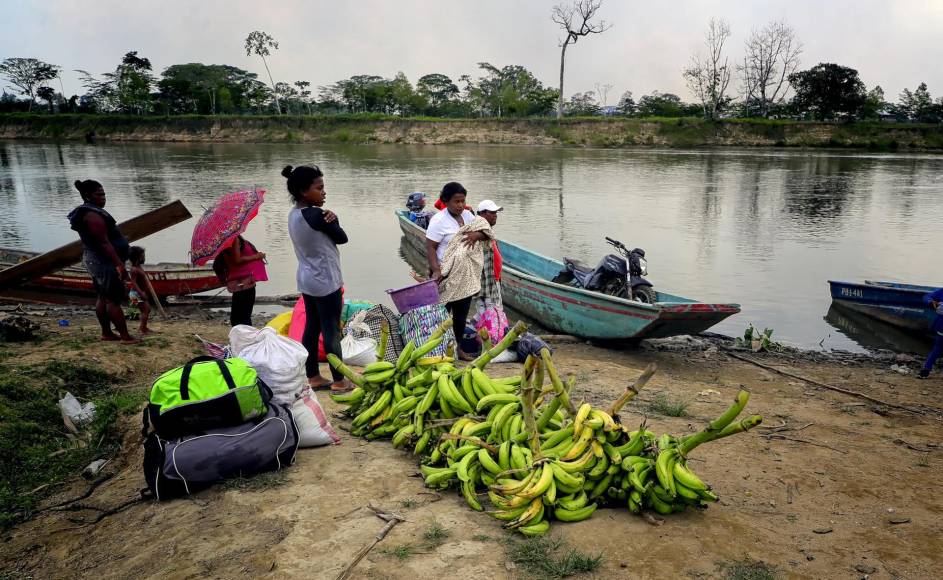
[
  {"xmin": 422, "ymin": 519, "xmax": 451, "ymax": 546},
  {"xmin": 506, "ymin": 536, "xmax": 603, "ymax": 578},
  {"xmin": 222, "ymin": 470, "xmax": 288, "ymax": 491},
  {"xmin": 646, "ymin": 393, "xmax": 690, "ymax": 417},
  {"xmin": 0, "ymin": 360, "xmax": 142, "ymax": 529},
  {"xmin": 720, "ymin": 559, "xmax": 778, "ymax": 580},
  {"xmin": 378, "ymin": 545, "xmax": 414, "ymax": 560}
]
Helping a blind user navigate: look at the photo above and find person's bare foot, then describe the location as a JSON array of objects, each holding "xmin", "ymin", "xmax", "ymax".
[
  {"xmin": 308, "ymin": 376, "xmax": 332, "ymax": 390},
  {"xmin": 457, "ymin": 349, "xmax": 475, "ymax": 362},
  {"xmin": 119, "ymin": 337, "xmax": 140, "ymax": 345},
  {"xmin": 100, "ymin": 334, "xmax": 120, "ymax": 342}
]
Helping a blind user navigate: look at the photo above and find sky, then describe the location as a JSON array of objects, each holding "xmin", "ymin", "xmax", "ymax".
[{"xmin": 1, "ymin": 0, "xmax": 941, "ymax": 105}]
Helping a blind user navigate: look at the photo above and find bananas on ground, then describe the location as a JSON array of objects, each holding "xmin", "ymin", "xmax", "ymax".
[{"xmin": 328, "ymin": 325, "xmax": 762, "ymax": 535}]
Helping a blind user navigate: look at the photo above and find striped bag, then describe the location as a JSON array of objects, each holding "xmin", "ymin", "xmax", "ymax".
[{"xmin": 398, "ymin": 303, "xmax": 455, "ymax": 357}]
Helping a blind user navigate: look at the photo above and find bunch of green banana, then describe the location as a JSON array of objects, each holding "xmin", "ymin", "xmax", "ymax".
[{"xmin": 328, "ymin": 327, "xmax": 764, "ymax": 535}]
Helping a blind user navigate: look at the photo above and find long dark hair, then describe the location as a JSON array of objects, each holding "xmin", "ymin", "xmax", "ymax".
[{"xmin": 282, "ymin": 165, "xmax": 323, "ymax": 202}]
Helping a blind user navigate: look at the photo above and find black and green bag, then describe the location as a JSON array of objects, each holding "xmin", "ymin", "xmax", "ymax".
[{"xmin": 146, "ymin": 356, "xmax": 272, "ymax": 438}]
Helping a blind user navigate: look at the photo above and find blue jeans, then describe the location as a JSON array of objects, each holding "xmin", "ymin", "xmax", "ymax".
[{"xmin": 924, "ymin": 333, "xmax": 943, "ymax": 373}]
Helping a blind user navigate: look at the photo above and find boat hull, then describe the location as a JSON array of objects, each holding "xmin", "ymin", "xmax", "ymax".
[
  {"xmin": 396, "ymin": 211, "xmax": 740, "ymax": 340},
  {"xmin": 828, "ymin": 280, "xmax": 937, "ymax": 334},
  {"xmin": 0, "ymin": 247, "xmax": 223, "ymax": 297}
]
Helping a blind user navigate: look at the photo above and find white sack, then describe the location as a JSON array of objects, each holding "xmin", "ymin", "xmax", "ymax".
[
  {"xmin": 230, "ymin": 325, "xmax": 308, "ymax": 405},
  {"xmin": 291, "ymin": 387, "xmax": 341, "ymax": 447}
]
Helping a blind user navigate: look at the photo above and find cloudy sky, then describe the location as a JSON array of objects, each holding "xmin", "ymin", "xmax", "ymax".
[{"xmin": 1, "ymin": 0, "xmax": 941, "ymax": 105}]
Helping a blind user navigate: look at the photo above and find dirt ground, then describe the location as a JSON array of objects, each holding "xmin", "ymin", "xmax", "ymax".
[{"xmin": 1, "ymin": 313, "xmax": 941, "ymax": 579}]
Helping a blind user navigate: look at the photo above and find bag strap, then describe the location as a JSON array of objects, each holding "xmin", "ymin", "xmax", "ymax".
[
  {"xmin": 179, "ymin": 357, "xmax": 238, "ymax": 400},
  {"xmin": 141, "ymin": 406, "xmax": 150, "ymax": 438}
]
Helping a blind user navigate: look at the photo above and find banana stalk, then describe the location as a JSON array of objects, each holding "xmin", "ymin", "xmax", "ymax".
[
  {"xmin": 377, "ymin": 320, "xmax": 390, "ymax": 360},
  {"xmin": 439, "ymin": 433, "xmax": 498, "ymax": 453},
  {"xmin": 326, "ymin": 354, "xmax": 366, "ymax": 387},
  {"xmin": 540, "ymin": 347, "xmax": 577, "ymax": 416},
  {"xmin": 472, "ymin": 321, "xmax": 527, "ymax": 369},
  {"xmin": 478, "ymin": 327, "xmax": 492, "ymax": 353},
  {"xmin": 607, "ymin": 362, "xmax": 657, "ymax": 417},
  {"xmin": 518, "ymin": 356, "xmax": 542, "ymax": 458},
  {"xmin": 678, "ymin": 390, "xmax": 751, "ymax": 452},
  {"xmin": 680, "ymin": 414, "xmax": 763, "ymax": 454}
]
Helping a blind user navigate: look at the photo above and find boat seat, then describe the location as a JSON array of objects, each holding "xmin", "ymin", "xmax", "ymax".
[{"xmin": 563, "ymin": 257, "xmax": 593, "ymax": 275}]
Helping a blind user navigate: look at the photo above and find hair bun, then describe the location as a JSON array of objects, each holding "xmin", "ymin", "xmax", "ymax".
[
  {"xmin": 74, "ymin": 180, "xmax": 83, "ymax": 190},
  {"xmin": 281, "ymin": 165, "xmax": 294, "ymax": 179}
]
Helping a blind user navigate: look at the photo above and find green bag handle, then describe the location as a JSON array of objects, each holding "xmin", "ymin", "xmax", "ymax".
[{"xmin": 179, "ymin": 356, "xmax": 238, "ymax": 400}]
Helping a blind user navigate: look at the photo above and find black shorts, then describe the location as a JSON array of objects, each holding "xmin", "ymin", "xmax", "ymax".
[{"xmin": 84, "ymin": 253, "xmax": 127, "ymax": 304}]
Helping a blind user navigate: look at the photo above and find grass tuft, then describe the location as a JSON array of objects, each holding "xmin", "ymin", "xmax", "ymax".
[
  {"xmin": 721, "ymin": 559, "xmax": 778, "ymax": 580},
  {"xmin": 647, "ymin": 392, "xmax": 690, "ymax": 417},
  {"xmin": 223, "ymin": 471, "xmax": 288, "ymax": 491},
  {"xmin": 507, "ymin": 536, "xmax": 603, "ymax": 578},
  {"xmin": 422, "ymin": 519, "xmax": 451, "ymax": 545},
  {"xmin": 379, "ymin": 545, "xmax": 414, "ymax": 560}
]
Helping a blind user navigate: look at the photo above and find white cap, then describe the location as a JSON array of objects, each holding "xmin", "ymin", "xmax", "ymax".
[{"xmin": 477, "ymin": 199, "xmax": 503, "ymax": 212}]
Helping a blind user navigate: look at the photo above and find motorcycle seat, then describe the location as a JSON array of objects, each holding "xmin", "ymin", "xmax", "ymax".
[{"xmin": 564, "ymin": 258, "xmax": 593, "ymax": 275}]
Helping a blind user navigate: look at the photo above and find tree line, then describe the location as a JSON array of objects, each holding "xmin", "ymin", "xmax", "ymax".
[{"xmin": 1, "ymin": 2, "xmax": 942, "ymax": 123}]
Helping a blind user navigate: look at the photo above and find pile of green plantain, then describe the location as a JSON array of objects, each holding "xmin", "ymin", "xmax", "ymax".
[{"xmin": 329, "ymin": 319, "xmax": 762, "ymax": 536}]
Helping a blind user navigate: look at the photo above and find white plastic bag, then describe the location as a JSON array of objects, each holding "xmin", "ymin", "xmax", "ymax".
[
  {"xmin": 490, "ymin": 348, "xmax": 518, "ymax": 363},
  {"xmin": 341, "ymin": 321, "xmax": 377, "ymax": 366},
  {"xmin": 291, "ymin": 387, "xmax": 341, "ymax": 447},
  {"xmin": 58, "ymin": 392, "xmax": 96, "ymax": 424},
  {"xmin": 229, "ymin": 325, "xmax": 308, "ymax": 405}
]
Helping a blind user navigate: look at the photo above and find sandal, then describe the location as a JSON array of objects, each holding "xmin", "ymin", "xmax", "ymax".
[
  {"xmin": 308, "ymin": 376, "xmax": 333, "ymax": 390},
  {"xmin": 330, "ymin": 379, "xmax": 355, "ymax": 393}
]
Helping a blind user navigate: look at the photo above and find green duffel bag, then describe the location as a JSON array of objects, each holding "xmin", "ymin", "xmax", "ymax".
[{"xmin": 146, "ymin": 356, "xmax": 273, "ymax": 438}]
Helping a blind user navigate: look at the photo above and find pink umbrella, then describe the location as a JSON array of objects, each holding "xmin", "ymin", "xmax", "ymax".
[{"xmin": 190, "ymin": 188, "xmax": 265, "ymax": 266}]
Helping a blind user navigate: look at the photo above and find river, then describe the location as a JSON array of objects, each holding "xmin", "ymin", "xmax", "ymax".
[{"xmin": 2, "ymin": 141, "xmax": 941, "ymax": 353}]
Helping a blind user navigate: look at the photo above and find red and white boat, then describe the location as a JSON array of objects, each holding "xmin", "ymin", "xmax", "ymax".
[{"xmin": 0, "ymin": 247, "xmax": 223, "ymax": 298}]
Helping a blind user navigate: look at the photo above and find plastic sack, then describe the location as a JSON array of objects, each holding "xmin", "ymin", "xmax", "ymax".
[
  {"xmin": 491, "ymin": 348, "xmax": 518, "ymax": 363},
  {"xmin": 342, "ymin": 322, "xmax": 377, "ymax": 366},
  {"xmin": 229, "ymin": 325, "xmax": 307, "ymax": 405},
  {"xmin": 291, "ymin": 387, "xmax": 341, "ymax": 447},
  {"xmin": 59, "ymin": 392, "xmax": 96, "ymax": 424},
  {"xmin": 475, "ymin": 306, "xmax": 509, "ymax": 343}
]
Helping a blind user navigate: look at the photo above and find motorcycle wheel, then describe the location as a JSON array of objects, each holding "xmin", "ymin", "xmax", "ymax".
[
  {"xmin": 633, "ymin": 286, "xmax": 657, "ymax": 304},
  {"xmin": 602, "ymin": 279, "xmax": 629, "ymax": 299}
]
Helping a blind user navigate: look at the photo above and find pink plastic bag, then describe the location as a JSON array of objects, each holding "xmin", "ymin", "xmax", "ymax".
[{"xmin": 475, "ymin": 306, "xmax": 509, "ymax": 343}]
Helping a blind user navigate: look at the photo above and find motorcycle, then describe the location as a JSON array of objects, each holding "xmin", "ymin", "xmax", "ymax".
[{"xmin": 551, "ymin": 237, "xmax": 657, "ymax": 303}]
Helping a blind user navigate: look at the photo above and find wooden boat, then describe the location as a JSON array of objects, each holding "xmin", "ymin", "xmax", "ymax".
[
  {"xmin": 396, "ymin": 210, "xmax": 741, "ymax": 341},
  {"xmin": 828, "ymin": 280, "xmax": 938, "ymax": 335},
  {"xmin": 0, "ymin": 247, "xmax": 223, "ymax": 298}
]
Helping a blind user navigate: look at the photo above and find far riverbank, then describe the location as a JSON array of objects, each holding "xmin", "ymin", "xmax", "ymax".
[{"xmin": 2, "ymin": 113, "xmax": 942, "ymax": 150}]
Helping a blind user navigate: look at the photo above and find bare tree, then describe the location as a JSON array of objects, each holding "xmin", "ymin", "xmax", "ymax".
[
  {"xmin": 594, "ymin": 82, "xmax": 614, "ymax": 108},
  {"xmin": 552, "ymin": 0, "xmax": 611, "ymax": 119},
  {"xmin": 683, "ymin": 18, "xmax": 733, "ymax": 120},
  {"xmin": 245, "ymin": 30, "xmax": 281, "ymax": 114},
  {"xmin": 738, "ymin": 21, "xmax": 802, "ymax": 117}
]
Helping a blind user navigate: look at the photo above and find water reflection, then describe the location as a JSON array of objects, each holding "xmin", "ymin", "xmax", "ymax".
[{"xmin": 1, "ymin": 141, "xmax": 941, "ymax": 352}]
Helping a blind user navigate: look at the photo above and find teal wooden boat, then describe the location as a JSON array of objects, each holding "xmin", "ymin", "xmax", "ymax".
[{"xmin": 396, "ymin": 211, "xmax": 740, "ymax": 341}]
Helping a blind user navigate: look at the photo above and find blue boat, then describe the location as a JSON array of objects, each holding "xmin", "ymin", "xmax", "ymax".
[
  {"xmin": 396, "ymin": 210, "xmax": 740, "ymax": 341},
  {"xmin": 827, "ymin": 280, "xmax": 939, "ymax": 335}
]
